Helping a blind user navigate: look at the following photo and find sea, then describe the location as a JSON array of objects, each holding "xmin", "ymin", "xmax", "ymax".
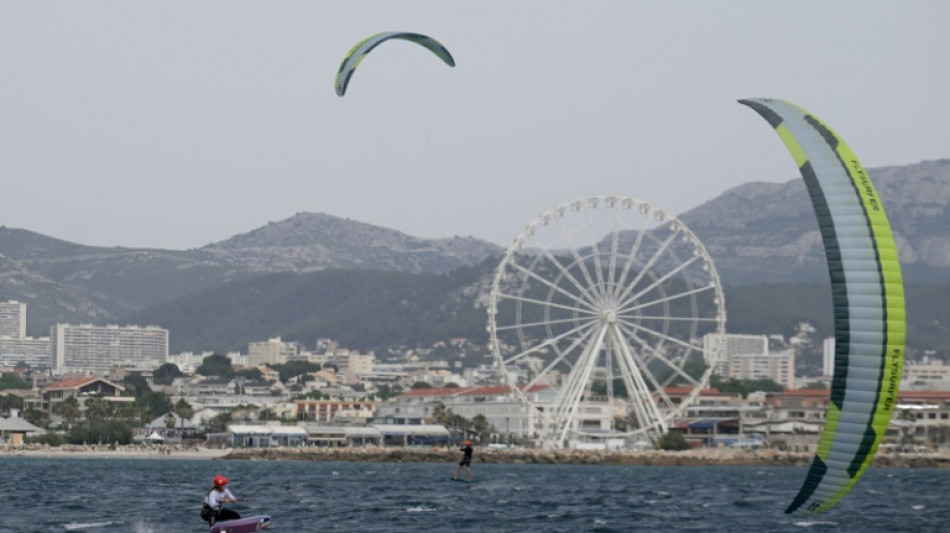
[{"xmin": 0, "ymin": 456, "xmax": 947, "ymax": 533}]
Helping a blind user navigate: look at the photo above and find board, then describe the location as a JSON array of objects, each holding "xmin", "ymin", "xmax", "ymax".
[
  {"xmin": 450, "ymin": 477, "xmax": 472, "ymax": 483},
  {"xmin": 210, "ymin": 515, "xmax": 271, "ymax": 533}
]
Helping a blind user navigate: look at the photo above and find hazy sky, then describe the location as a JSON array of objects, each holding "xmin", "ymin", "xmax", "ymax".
[{"xmin": 1, "ymin": 1, "xmax": 946, "ymax": 250}]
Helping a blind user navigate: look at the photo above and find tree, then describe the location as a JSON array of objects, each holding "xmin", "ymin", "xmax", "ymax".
[
  {"xmin": 202, "ymin": 411, "xmax": 232, "ymax": 434},
  {"xmin": 196, "ymin": 354, "xmax": 234, "ymax": 378},
  {"xmin": 658, "ymin": 431, "xmax": 691, "ymax": 451},
  {"xmin": 0, "ymin": 393, "xmax": 24, "ymax": 413},
  {"xmin": 68, "ymin": 420, "xmax": 133, "ymax": 446},
  {"xmin": 0, "ymin": 373, "xmax": 29, "ymax": 391},
  {"xmin": 173, "ymin": 398, "xmax": 194, "ymax": 421},
  {"xmin": 22, "ymin": 407, "xmax": 45, "ymax": 426},
  {"xmin": 136, "ymin": 391, "xmax": 172, "ymax": 424},
  {"xmin": 235, "ymin": 367, "xmax": 263, "ymax": 381},
  {"xmin": 54, "ymin": 397, "xmax": 82, "ymax": 430},
  {"xmin": 83, "ymin": 395, "xmax": 113, "ymax": 424},
  {"xmin": 272, "ymin": 361, "xmax": 322, "ymax": 383},
  {"xmin": 411, "ymin": 382, "xmax": 433, "ymax": 389},
  {"xmin": 153, "ymin": 363, "xmax": 184, "ymax": 386},
  {"xmin": 121, "ymin": 372, "xmax": 151, "ymax": 398},
  {"xmin": 471, "ymin": 414, "xmax": 493, "ymax": 437}
]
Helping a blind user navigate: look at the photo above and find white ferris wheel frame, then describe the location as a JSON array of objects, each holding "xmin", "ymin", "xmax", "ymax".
[{"xmin": 487, "ymin": 196, "xmax": 726, "ymax": 448}]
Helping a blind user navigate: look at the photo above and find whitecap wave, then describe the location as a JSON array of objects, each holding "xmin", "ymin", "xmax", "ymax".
[
  {"xmin": 64, "ymin": 522, "xmax": 114, "ymax": 530},
  {"xmin": 406, "ymin": 506, "xmax": 436, "ymax": 513},
  {"xmin": 793, "ymin": 520, "xmax": 838, "ymax": 528}
]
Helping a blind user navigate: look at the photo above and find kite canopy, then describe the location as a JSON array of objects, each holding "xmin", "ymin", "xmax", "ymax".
[
  {"xmin": 739, "ymin": 98, "xmax": 906, "ymax": 514},
  {"xmin": 335, "ymin": 31, "xmax": 455, "ymax": 96}
]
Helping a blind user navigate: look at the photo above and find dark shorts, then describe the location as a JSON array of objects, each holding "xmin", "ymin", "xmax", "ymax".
[{"xmin": 459, "ymin": 459, "xmax": 471, "ymax": 467}]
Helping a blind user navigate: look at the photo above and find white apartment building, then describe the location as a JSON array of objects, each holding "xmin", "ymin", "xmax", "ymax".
[
  {"xmin": 703, "ymin": 333, "xmax": 769, "ymax": 376},
  {"xmin": 823, "ymin": 337, "xmax": 835, "ymax": 376},
  {"xmin": 902, "ymin": 358, "xmax": 950, "ymax": 391},
  {"xmin": 50, "ymin": 324, "xmax": 169, "ymax": 375},
  {"xmin": 0, "ymin": 336, "xmax": 52, "ymax": 368},
  {"xmin": 0, "ymin": 300, "xmax": 27, "ymax": 338},
  {"xmin": 726, "ymin": 350, "xmax": 796, "ymax": 389},
  {"xmin": 248, "ymin": 338, "xmax": 297, "ymax": 367}
]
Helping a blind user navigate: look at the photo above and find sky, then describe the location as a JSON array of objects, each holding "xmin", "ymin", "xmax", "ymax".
[{"xmin": 1, "ymin": 1, "xmax": 947, "ymax": 250}]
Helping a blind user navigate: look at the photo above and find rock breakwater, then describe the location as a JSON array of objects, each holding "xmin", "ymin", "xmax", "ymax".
[{"xmin": 219, "ymin": 446, "xmax": 950, "ymax": 468}]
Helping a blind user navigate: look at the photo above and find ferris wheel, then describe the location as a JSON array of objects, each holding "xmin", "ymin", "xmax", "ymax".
[{"xmin": 488, "ymin": 196, "xmax": 726, "ymax": 448}]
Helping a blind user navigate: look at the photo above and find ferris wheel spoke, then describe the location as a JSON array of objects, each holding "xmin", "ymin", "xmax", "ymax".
[
  {"xmin": 523, "ymin": 325, "xmax": 600, "ymax": 391},
  {"xmin": 605, "ymin": 207, "xmax": 623, "ymax": 301},
  {"xmin": 529, "ymin": 241, "xmax": 605, "ymax": 307},
  {"xmin": 617, "ymin": 313, "xmax": 715, "ymax": 323},
  {"xmin": 617, "ymin": 254, "xmax": 701, "ymax": 310},
  {"xmin": 613, "ymin": 226, "xmax": 682, "ymax": 306},
  {"xmin": 501, "ymin": 319, "xmax": 599, "ymax": 366},
  {"xmin": 621, "ymin": 319, "xmax": 700, "ymax": 357},
  {"xmin": 495, "ymin": 315, "xmax": 596, "ymax": 332},
  {"xmin": 583, "ymin": 203, "xmax": 610, "ymax": 303},
  {"xmin": 497, "ymin": 292, "xmax": 601, "ymax": 317},
  {"xmin": 618, "ymin": 322, "xmax": 701, "ymax": 388},
  {"xmin": 615, "ymin": 327, "xmax": 681, "ymax": 412},
  {"xmin": 609, "ymin": 210, "xmax": 653, "ymax": 302},
  {"xmin": 551, "ymin": 214, "xmax": 609, "ymax": 305},
  {"xmin": 618, "ymin": 283, "xmax": 716, "ymax": 316},
  {"xmin": 507, "ymin": 260, "xmax": 600, "ymax": 311}
]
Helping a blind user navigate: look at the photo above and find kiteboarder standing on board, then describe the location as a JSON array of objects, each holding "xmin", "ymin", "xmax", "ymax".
[
  {"xmin": 452, "ymin": 440, "xmax": 474, "ymax": 482},
  {"xmin": 201, "ymin": 475, "xmax": 241, "ymax": 526}
]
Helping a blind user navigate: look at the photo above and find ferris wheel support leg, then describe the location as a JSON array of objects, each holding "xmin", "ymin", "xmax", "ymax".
[
  {"xmin": 612, "ymin": 325, "xmax": 668, "ymax": 436},
  {"xmin": 548, "ymin": 324, "xmax": 608, "ymax": 446}
]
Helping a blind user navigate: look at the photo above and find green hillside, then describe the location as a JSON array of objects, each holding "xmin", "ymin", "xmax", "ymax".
[{"xmin": 122, "ymin": 261, "xmax": 950, "ymax": 357}]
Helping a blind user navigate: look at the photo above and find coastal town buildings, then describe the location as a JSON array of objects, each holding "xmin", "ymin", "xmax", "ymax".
[
  {"xmin": 0, "ymin": 300, "xmax": 51, "ymax": 368},
  {"xmin": 50, "ymin": 324, "xmax": 169, "ymax": 375},
  {"xmin": 704, "ymin": 333, "xmax": 795, "ymax": 388},
  {"xmin": 248, "ymin": 337, "xmax": 297, "ymax": 366}
]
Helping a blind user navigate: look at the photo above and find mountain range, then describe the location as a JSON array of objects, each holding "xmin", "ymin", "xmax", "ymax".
[{"xmin": 1, "ymin": 159, "xmax": 947, "ymax": 352}]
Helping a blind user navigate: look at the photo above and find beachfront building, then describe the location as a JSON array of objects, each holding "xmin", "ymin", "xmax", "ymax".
[
  {"xmin": 295, "ymin": 399, "xmax": 376, "ymax": 423},
  {"xmin": 378, "ymin": 385, "xmax": 558, "ymax": 440},
  {"xmin": 50, "ymin": 324, "xmax": 169, "ymax": 375},
  {"xmin": 0, "ymin": 414, "xmax": 43, "ymax": 445},
  {"xmin": 35, "ymin": 376, "xmax": 132, "ymax": 421}
]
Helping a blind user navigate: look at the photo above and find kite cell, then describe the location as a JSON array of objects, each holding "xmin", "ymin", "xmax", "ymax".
[
  {"xmin": 335, "ymin": 32, "xmax": 455, "ymax": 96},
  {"xmin": 739, "ymin": 98, "xmax": 906, "ymax": 514}
]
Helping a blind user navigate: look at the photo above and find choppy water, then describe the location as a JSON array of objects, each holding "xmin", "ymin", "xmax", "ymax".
[{"xmin": 0, "ymin": 456, "xmax": 947, "ymax": 532}]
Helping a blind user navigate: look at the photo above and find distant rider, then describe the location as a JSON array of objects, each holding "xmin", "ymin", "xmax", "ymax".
[
  {"xmin": 201, "ymin": 475, "xmax": 241, "ymax": 526},
  {"xmin": 452, "ymin": 440, "xmax": 474, "ymax": 482}
]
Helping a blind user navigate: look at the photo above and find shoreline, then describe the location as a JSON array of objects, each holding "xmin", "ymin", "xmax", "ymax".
[{"xmin": 6, "ymin": 445, "xmax": 950, "ymax": 468}]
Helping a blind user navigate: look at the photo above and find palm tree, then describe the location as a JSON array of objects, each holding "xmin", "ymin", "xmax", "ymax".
[
  {"xmin": 83, "ymin": 395, "xmax": 112, "ymax": 424},
  {"xmin": 54, "ymin": 396, "xmax": 81, "ymax": 430}
]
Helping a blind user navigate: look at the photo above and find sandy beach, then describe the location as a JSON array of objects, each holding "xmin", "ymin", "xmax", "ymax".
[{"xmin": 0, "ymin": 444, "xmax": 231, "ymax": 460}]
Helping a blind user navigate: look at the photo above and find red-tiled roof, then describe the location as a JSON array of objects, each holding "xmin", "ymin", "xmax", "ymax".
[
  {"xmin": 45, "ymin": 377, "xmax": 122, "ymax": 391},
  {"xmin": 780, "ymin": 389, "xmax": 831, "ymax": 397},
  {"xmin": 399, "ymin": 385, "xmax": 549, "ymax": 398},
  {"xmin": 662, "ymin": 387, "xmax": 723, "ymax": 395}
]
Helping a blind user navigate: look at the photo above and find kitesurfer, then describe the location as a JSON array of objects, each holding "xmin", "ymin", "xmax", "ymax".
[
  {"xmin": 452, "ymin": 440, "xmax": 473, "ymax": 482},
  {"xmin": 201, "ymin": 475, "xmax": 241, "ymax": 526}
]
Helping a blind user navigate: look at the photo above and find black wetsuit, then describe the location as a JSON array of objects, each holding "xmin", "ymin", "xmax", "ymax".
[{"xmin": 459, "ymin": 444, "xmax": 473, "ymax": 466}]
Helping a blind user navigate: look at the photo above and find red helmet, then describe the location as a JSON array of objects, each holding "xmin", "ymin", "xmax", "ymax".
[{"xmin": 213, "ymin": 475, "xmax": 228, "ymax": 487}]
